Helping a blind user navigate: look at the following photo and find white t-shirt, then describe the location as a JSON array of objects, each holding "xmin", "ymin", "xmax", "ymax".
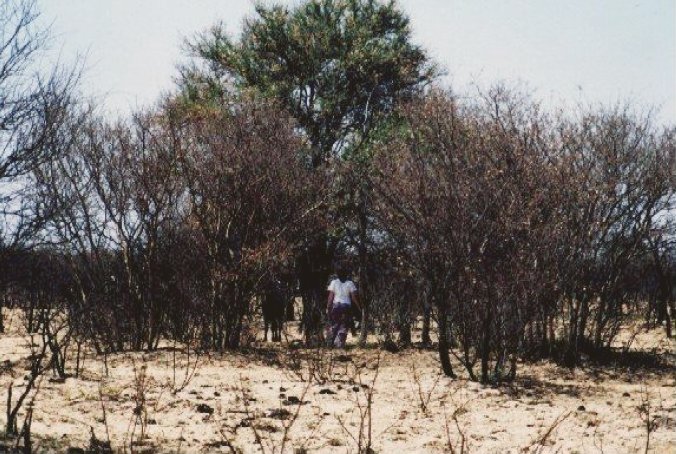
[{"xmin": 327, "ymin": 279, "xmax": 357, "ymax": 306}]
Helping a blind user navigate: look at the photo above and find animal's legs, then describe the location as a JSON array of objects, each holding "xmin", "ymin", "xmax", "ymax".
[{"xmin": 273, "ymin": 321, "xmax": 282, "ymax": 342}]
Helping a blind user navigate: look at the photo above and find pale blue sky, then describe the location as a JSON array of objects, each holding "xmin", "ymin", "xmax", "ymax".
[{"xmin": 39, "ymin": 0, "xmax": 675, "ymax": 124}]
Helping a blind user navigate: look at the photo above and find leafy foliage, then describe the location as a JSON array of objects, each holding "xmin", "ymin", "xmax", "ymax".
[{"xmin": 180, "ymin": 0, "xmax": 435, "ymax": 165}]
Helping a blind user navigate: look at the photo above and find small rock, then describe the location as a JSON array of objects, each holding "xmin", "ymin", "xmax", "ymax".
[
  {"xmin": 280, "ymin": 386, "xmax": 287, "ymax": 392},
  {"xmin": 268, "ymin": 408, "xmax": 292, "ymax": 419},
  {"xmin": 328, "ymin": 438, "xmax": 344, "ymax": 447},
  {"xmin": 352, "ymin": 386, "xmax": 360, "ymax": 392},
  {"xmin": 319, "ymin": 388, "xmax": 336, "ymax": 395},
  {"xmin": 577, "ymin": 405, "xmax": 586, "ymax": 412},
  {"xmin": 214, "ymin": 391, "xmax": 221, "ymax": 397},
  {"xmin": 66, "ymin": 448, "xmax": 85, "ymax": 454},
  {"xmin": 196, "ymin": 403, "xmax": 214, "ymax": 414},
  {"xmin": 206, "ymin": 441, "xmax": 233, "ymax": 449},
  {"xmin": 622, "ymin": 392, "xmax": 630, "ymax": 398},
  {"xmin": 286, "ymin": 396, "xmax": 301, "ymax": 404},
  {"xmin": 263, "ymin": 380, "xmax": 269, "ymax": 384},
  {"xmin": 238, "ymin": 418, "xmax": 252, "ymax": 428}
]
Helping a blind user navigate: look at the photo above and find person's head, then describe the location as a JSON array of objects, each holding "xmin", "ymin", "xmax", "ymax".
[{"xmin": 336, "ymin": 264, "xmax": 349, "ymax": 282}]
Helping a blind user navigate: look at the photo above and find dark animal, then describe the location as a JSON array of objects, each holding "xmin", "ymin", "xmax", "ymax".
[{"xmin": 262, "ymin": 280, "xmax": 287, "ymax": 342}]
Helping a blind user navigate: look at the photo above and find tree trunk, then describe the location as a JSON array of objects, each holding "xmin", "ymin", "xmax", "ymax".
[
  {"xmin": 480, "ymin": 308, "xmax": 491, "ymax": 383},
  {"xmin": 358, "ymin": 305, "xmax": 368, "ymax": 346},
  {"xmin": 300, "ymin": 285, "xmax": 324, "ymax": 345},
  {"xmin": 659, "ymin": 279, "xmax": 673, "ymax": 338},
  {"xmin": 593, "ymin": 296, "xmax": 605, "ymax": 349},
  {"xmin": 299, "ymin": 233, "xmax": 335, "ymax": 346},
  {"xmin": 357, "ymin": 190, "xmax": 369, "ymax": 348},
  {"xmin": 564, "ymin": 296, "xmax": 581, "ymax": 367},
  {"xmin": 436, "ymin": 302, "xmax": 455, "ymax": 378},
  {"xmin": 421, "ymin": 295, "xmax": 431, "ymax": 347},
  {"xmin": 398, "ymin": 300, "xmax": 411, "ymax": 346},
  {"xmin": 0, "ymin": 296, "xmax": 4, "ymax": 334}
]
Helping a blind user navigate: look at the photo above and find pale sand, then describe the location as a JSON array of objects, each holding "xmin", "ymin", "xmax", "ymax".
[{"xmin": 0, "ymin": 310, "xmax": 674, "ymax": 453}]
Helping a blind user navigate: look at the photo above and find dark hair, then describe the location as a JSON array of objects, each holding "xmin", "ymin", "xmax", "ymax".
[{"xmin": 336, "ymin": 265, "xmax": 349, "ymax": 282}]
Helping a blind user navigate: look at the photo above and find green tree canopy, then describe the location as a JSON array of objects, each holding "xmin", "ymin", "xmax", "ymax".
[{"xmin": 179, "ymin": 0, "xmax": 435, "ymax": 166}]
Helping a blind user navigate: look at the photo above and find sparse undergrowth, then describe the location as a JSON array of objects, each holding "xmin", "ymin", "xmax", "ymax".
[{"xmin": 0, "ymin": 317, "xmax": 673, "ymax": 454}]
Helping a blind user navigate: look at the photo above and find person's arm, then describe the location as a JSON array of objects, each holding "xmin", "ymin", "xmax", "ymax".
[
  {"xmin": 351, "ymin": 290, "xmax": 360, "ymax": 311},
  {"xmin": 327, "ymin": 280, "xmax": 335, "ymax": 314},
  {"xmin": 327, "ymin": 291, "xmax": 335, "ymax": 314}
]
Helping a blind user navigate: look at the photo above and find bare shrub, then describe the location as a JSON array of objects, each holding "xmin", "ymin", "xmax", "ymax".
[
  {"xmin": 372, "ymin": 87, "xmax": 558, "ymax": 380},
  {"xmin": 637, "ymin": 384, "xmax": 657, "ymax": 454},
  {"xmin": 372, "ymin": 86, "xmax": 675, "ymax": 379},
  {"xmin": 125, "ymin": 356, "xmax": 152, "ymax": 451},
  {"xmin": 410, "ymin": 362, "xmax": 442, "ymax": 416},
  {"xmin": 442, "ymin": 400, "xmax": 469, "ymax": 454},
  {"xmin": 170, "ymin": 343, "xmax": 200, "ymax": 395},
  {"xmin": 5, "ymin": 335, "xmax": 47, "ymax": 437},
  {"xmin": 281, "ymin": 347, "xmax": 368, "ymax": 387},
  {"xmin": 522, "ymin": 411, "xmax": 572, "ymax": 454},
  {"xmin": 334, "ymin": 352, "xmax": 382, "ymax": 454},
  {"xmin": 171, "ymin": 95, "xmax": 325, "ymax": 350}
]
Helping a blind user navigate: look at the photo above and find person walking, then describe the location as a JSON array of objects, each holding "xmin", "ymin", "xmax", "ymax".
[{"xmin": 326, "ymin": 265, "xmax": 360, "ymax": 348}]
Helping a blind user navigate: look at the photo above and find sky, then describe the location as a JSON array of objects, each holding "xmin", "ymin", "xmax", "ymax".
[{"xmin": 38, "ymin": 0, "xmax": 676, "ymax": 124}]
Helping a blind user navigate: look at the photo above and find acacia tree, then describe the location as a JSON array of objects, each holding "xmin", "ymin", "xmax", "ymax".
[{"xmin": 179, "ymin": 0, "xmax": 434, "ymax": 342}]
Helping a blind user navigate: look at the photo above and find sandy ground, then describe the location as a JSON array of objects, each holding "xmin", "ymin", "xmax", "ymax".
[{"xmin": 0, "ymin": 310, "xmax": 674, "ymax": 454}]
